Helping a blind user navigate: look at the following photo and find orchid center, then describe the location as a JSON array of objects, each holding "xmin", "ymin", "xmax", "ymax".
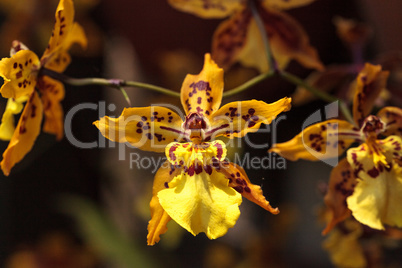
[
  {"xmin": 183, "ymin": 112, "xmax": 208, "ymax": 144},
  {"xmin": 361, "ymin": 115, "xmax": 386, "ymax": 139}
]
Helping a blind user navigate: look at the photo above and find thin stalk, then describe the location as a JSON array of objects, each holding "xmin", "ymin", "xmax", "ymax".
[
  {"xmin": 223, "ymin": 71, "xmax": 274, "ymax": 98},
  {"xmin": 40, "ymin": 68, "xmax": 180, "ymax": 98},
  {"xmin": 248, "ymin": 0, "xmax": 277, "ymax": 72},
  {"xmin": 280, "ymin": 71, "xmax": 354, "ymax": 124}
]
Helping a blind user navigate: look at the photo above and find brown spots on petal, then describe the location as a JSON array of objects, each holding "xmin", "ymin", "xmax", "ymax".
[
  {"xmin": 335, "ymin": 169, "xmax": 355, "ymax": 197},
  {"xmin": 168, "ymin": 144, "xmax": 179, "ymax": 163},
  {"xmin": 19, "ymin": 116, "xmax": 27, "ymax": 134},
  {"xmin": 16, "ymin": 71, "xmax": 23, "ymax": 79},
  {"xmin": 228, "ymin": 171, "xmax": 251, "ymax": 194},
  {"xmin": 204, "ymin": 164, "xmax": 212, "ymax": 175},
  {"xmin": 154, "ymin": 133, "xmax": 166, "ymax": 142},
  {"xmin": 31, "ymin": 104, "xmax": 37, "ymax": 118},
  {"xmin": 212, "ymin": 9, "xmax": 251, "ymax": 69},
  {"xmin": 215, "ymin": 142, "xmax": 223, "ymax": 160},
  {"xmin": 367, "ymin": 167, "xmax": 380, "ymax": 178}
]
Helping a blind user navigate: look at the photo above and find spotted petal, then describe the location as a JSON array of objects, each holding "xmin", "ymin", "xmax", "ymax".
[
  {"xmin": 352, "ymin": 63, "xmax": 389, "ymax": 127},
  {"xmin": 346, "ymin": 136, "xmax": 402, "ymax": 230},
  {"xmin": 147, "ymin": 161, "xmax": 181, "ymax": 246},
  {"xmin": 258, "ymin": 6, "xmax": 324, "ymax": 72},
  {"xmin": 322, "ymin": 158, "xmax": 355, "ymax": 235},
  {"xmin": 168, "ymin": 0, "xmax": 243, "ymax": 19},
  {"xmin": 44, "ymin": 22, "xmax": 87, "ymax": 73},
  {"xmin": 181, "ymin": 53, "xmax": 223, "ymax": 119},
  {"xmin": 0, "ymin": 50, "xmax": 40, "ymax": 99},
  {"xmin": 211, "ymin": 8, "xmax": 254, "ymax": 71},
  {"xmin": 262, "ymin": 0, "xmax": 316, "ymax": 10},
  {"xmin": 377, "ymin": 106, "xmax": 402, "ymax": 137},
  {"xmin": 216, "ymin": 162, "xmax": 279, "ymax": 214},
  {"xmin": 206, "ymin": 97, "xmax": 291, "ymax": 140},
  {"xmin": 158, "ymin": 168, "xmax": 242, "ymax": 239},
  {"xmin": 38, "ymin": 76, "xmax": 65, "ymax": 140},
  {"xmin": 1, "ymin": 91, "xmax": 43, "ymax": 176},
  {"xmin": 42, "ymin": 0, "xmax": 76, "ymax": 64},
  {"xmin": 270, "ymin": 120, "xmax": 360, "ymax": 161},
  {"xmin": 0, "ymin": 96, "xmax": 27, "ymax": 140},
  {"xmin": 94, "ymin": 107, "xmax": 185, "ymax": 153}
]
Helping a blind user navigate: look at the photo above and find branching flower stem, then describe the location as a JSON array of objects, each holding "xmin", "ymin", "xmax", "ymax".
[{"xmin": 40, "ymin": 68, "xmax": 180, "ymax": 99}]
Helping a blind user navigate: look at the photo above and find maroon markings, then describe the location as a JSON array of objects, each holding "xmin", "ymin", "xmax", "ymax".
[
  {"xmin": 367, "ymin": 167, "xmax": 380, "ymax": 178},
  {"xmin": 215, "ymin": 142, "xmax": 223, "ymax": 159},
  {"xmin": 169, "ymin": 144, "xmax": 179, "ymax": 162},
  {"xmin": 204, "ymin": 165, "xmax": 212, "ymax": 175}
]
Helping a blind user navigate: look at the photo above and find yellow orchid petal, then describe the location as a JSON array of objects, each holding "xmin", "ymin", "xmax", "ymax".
[
  {"xmin": 262, "ymin": 0, "xmax": 316, "ymax": 10},
  {"xmin": 259, "ymin": 7, "xmax": 324, "ymax": 72},
  {"xmin": 0, "ymin": 96, "xmax": 27, "ymax": 140},
  {"xmin": 158, "ymin": 168, "xmax": 242, "ymax": 239},
  {"xmin": 94, "ymin": 107, "xmax": 185, "ymax": 153},
  {"xmin": 211, "ymin": 8, "xmax": 254, "ymax": 71},
  {"xmin": 147, "ymin": 161, "xmax": 181, "ymax": 246},
  {"xmin": 44, "ymin": 23, "xmax": 87, "ymax": 73},
  {"xmin": 207, "ymin": 97, "xmax": 291, "ymax": 140},
  {"xmin": 166, "ymin": 140, "xmax": 226, "ymax": 167},
  {"xmin": 168, "ymin": 0, "xmax": 243, "ymax": 19},
  {"xmin": 322, "ymin": 219, "xmax": 366, "ymax": 268},
  {"xmin": 333, "ymin": 16, "xmax": 372, "ymax": 47},
  {"xmin": 322, "ymin": 158, "xmax": 355, "ymax": 235},
  {"xmin": 1, "ymin": 91, "xmax": 43, "ymax": 176},
  {"xmin": 0, "ymin": 50, "xmax": 40, "ymax": 99},
  {"xmin": 236, "ymin": 17, "xmax": 270, "ymax": 72},
  {"xmin": 42, "ymin": 0, "xmax": 76, "ymax": 63},
  {"xmin": 63, "ymin": 22, "xmax": 88, "ymax": 51},
  {"xmin": 352, "ymin": 63, "xmax": 389, "ymax": 127},
  {"xmin": 181, "ymin": 54, "xmax": 223, "ymax": 118},
  {"xmin": 38, "ymin": 76, "xmax": 65, "ymax": 140},
  {"xmin": 346, "ymin": 137, "xmax": 402, "ymax": 230},
  {"xmin": 217, "ymin": 162, "xmax": 279, "ymax": 214},
  {"xmin": 270, "ymin": 119, "xmax": 359, "ymax": 161},
  {"xmin": 377, "ymin": 106, "xmax": 402, "ymax": 137},
  {"xmin": 44, "ymin": 51, "xmax": 71, "ymax": 73}
]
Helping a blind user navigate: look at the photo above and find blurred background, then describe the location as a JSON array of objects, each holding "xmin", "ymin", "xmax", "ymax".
[{"xmin": 0, "ymin": 0, "xmax": 401, "ymax": 267}]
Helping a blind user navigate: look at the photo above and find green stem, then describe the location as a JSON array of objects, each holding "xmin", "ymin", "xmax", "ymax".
[
  {"xmin": 249, "ymin": 0, "xmax": 277, "ymax": 71},
  {"xmin": 40, "ymin": 68, "xmax": 180, "ymax": 98},
  {"xmin": 280, "ymin": 71, "xmax": 354, "ymax": 124},
  {"xmin": 223, "ymin": 71, "xmax": 274, "ymax": 98}
]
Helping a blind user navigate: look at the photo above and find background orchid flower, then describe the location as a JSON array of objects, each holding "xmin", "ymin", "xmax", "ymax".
[
  {"xmin": 270, "ymin": 63, "xmax": 402, "ymax": 232},
  {"xmin": 94, "ymin": 54, "xmax": 291, "ymax": 245},
  {"xmin": 168, "ymin": 0, "xmax": 324, "ymax": 73},
  {"xmin": 0, "ymin": 0, "xmax": 87, "ymax": 176}
]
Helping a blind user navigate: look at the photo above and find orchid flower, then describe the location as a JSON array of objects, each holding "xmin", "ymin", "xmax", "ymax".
[
  {"xmin": 95, "ymin": 54, "xmax": 292, "ymax": 245},
  {"xmin": 270, "ymin": 63, "xmax": 402, "ymax": 232},
  {"xmin": 168, "ymin": 0, "xmax": 323, "ymax": 73},
  {"xmin": 0, "ymin": 0, "xmax": 87, "ymax": 175}
]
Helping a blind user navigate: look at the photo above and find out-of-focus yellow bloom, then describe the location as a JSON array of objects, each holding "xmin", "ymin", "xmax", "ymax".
[
  {"xmin": 270, "ymin": 63, "xmax": 402, "ymax": 232},
  {"xmin": 168, "ymin": 0, "xmax": 323, "ymax": 73},
  {"xmin": 322, "ymin": 219, "xmax": 367, "ymax": 268},
  {"xmin": 0, "ymin": 0, "xmax": 87, "ymax": 176},
  {"xmin": 95, "ymin": 54, "xmax": 292, "ymax": 245}
]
